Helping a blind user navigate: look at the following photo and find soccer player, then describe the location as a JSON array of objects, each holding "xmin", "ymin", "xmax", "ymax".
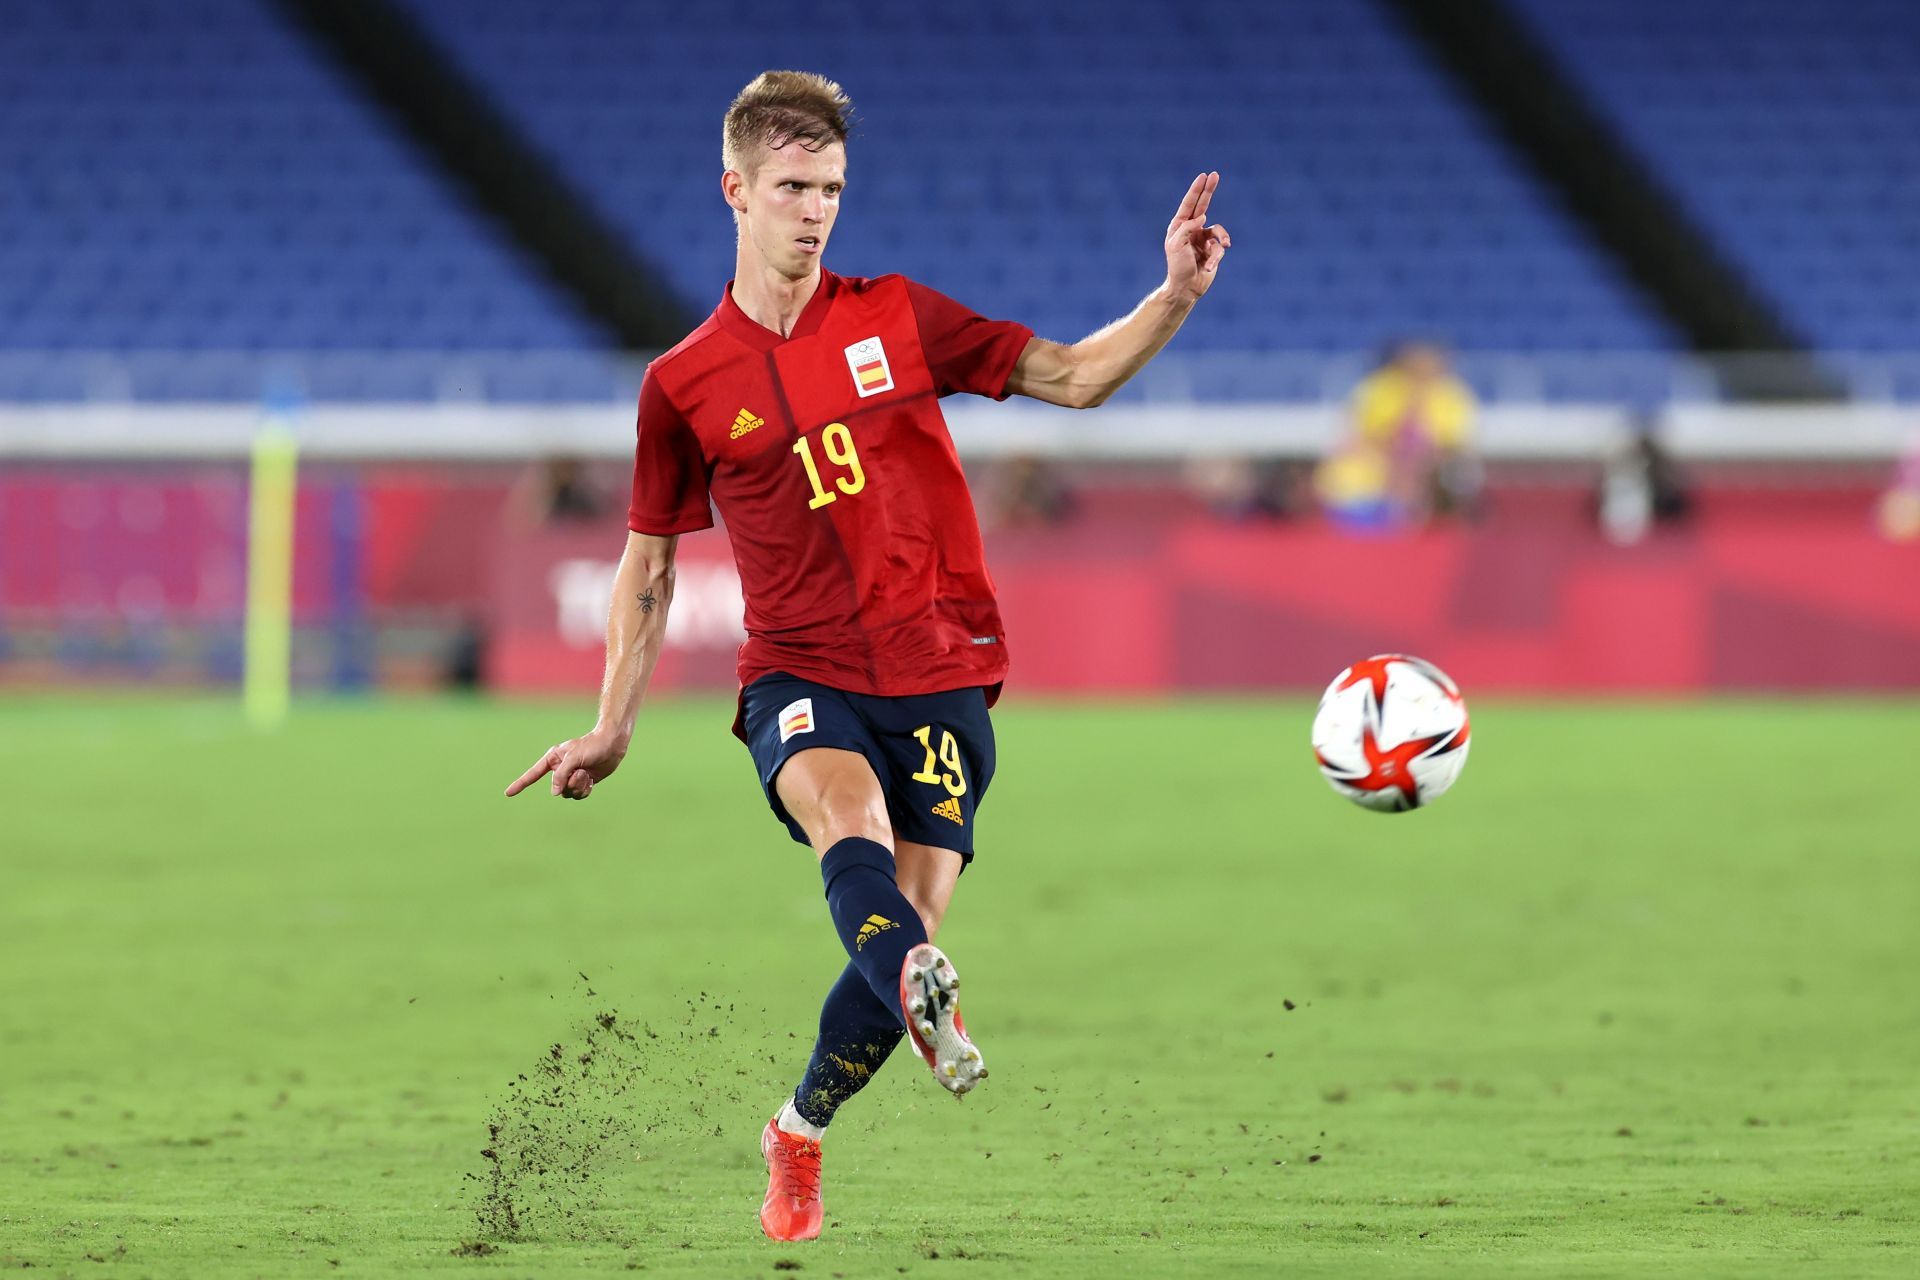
[{"xmin": 505, "ymin": 70, "xmax": 1229, "ymax": 1242}]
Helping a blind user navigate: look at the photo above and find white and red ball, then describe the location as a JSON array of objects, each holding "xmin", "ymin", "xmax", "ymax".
[{"xmin": 1311, "ymin": 654, "xmax": 1471, "ymax": 812}]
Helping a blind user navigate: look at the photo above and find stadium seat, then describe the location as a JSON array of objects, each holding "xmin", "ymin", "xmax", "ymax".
[
  {"xmin": 0, "ymin": 0, "xmax": 604, "ymax": 396},
  {"xmin": 1507, "ymin": 0, "xmax": 1920, "ymax": 353},
  {"xmin": 396, "ymin": 0, "xmax": 1674, "ymax": 360}
]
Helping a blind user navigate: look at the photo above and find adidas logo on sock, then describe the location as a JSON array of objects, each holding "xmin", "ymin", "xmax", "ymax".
[
  {"xmin": 854, "ymin": 913, "xmax": 897, "ymax": 950},
  {"xmin": 730, "ymin": 408, "xmax": 765, "ymax": 439},
  {"xmin": 930, "ymin": 797, "xmax": 964, "ymax": 825}
]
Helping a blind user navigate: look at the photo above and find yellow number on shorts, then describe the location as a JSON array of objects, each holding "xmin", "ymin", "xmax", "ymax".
[
  {"xmin": 911, "ymin": 725, "xmax": 967, "ymax": 797},
  {"xmin": 793, "ymin": 421, "xmax": 865, "ymax": 510}
]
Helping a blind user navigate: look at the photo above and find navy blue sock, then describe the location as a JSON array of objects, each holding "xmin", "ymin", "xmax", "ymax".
[
  {"xmin": 818, "ymin": 836, "xmax": 929, "ymax": 1024},
  {"xmin": 791, "ymin": 963, "xmax": 905, "ymax": 1128}
]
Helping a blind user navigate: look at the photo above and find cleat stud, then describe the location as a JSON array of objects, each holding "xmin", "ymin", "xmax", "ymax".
[
  {"xmin": 977, "ymin": 1068, "xmax": 989, "ymax": 1080},
  {"xmin": 964, "ymin": 1049, "xmax": 980, "ymax": 1062},
  {"xmin": 907, "ymin": 968, "xmax": 924, "ymax": 984},
  {"xmin": 934, "ymin": 957, "xmax": 948, "ymax": 970},
  {"xmin": 943, "ymin": 1062, "xmax": 958, "ymax": 1077},
  {"xmin": 919, "ymin": 1020, "xmax": 936, "ymax": 1038},
  {"xmin": 908, "ymin": 997, "xmax": 926, "ymax": 1016}
]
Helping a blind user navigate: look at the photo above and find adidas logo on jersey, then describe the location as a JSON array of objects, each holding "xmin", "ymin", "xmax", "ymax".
[
  {"xmin": 730, "ymin": 408, "xmax": 765, "ymax": 439},
  {"xmin": 930, "ymin": 797, "xmax": 964, "ymax": 825},
  {"xmin": 854, "ymin": 913, "xmax": 898, "ymax": 950}
]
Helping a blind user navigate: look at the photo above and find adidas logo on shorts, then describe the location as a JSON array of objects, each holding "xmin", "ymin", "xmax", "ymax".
[{"xmin": 930, "ymin": 797, "xmax": 964, "ymax": 825}]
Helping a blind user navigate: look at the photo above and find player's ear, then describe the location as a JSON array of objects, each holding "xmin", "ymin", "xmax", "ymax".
[{"xmin": 721, "ymin": 169, "xmax": 749, "ymax": 215}]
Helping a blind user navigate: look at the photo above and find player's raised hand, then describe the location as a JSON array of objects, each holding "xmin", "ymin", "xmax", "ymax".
[
  {"xmin": 1164, "ymin": 171, "xmax": 1230, "ymax": 302},
  {"xmin": 505, "ymin": 729, "xmax": 626, "ymax": 800}
]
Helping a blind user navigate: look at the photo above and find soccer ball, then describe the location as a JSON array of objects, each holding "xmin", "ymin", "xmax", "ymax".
[{"xmin": 1311, "ymin": 654, "xmax": 1471, "ymax": 812}]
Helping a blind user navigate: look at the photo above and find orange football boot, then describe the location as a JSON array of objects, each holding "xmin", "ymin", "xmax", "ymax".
[
  {"xmin": 899, "ymin": 943, "xmax": 987, "ymax": 1095},
  {"xmin": 758, "ymin": 1115, "xmax": 823, "ymax": 1241}
]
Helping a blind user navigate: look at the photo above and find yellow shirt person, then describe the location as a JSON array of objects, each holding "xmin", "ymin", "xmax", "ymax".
[
  {"xmin": 1318, "ymin": 343, "xmax": 1479, "ymax": 528},
  {"xmin": 1352, "ymin": 362, "xmax": 1475, "ymax": 452}
]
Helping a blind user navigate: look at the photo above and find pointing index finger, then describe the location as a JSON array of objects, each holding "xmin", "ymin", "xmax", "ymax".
[{"xmin": 504, "ymin": 746, "xmax": 559, "ymax": 797}]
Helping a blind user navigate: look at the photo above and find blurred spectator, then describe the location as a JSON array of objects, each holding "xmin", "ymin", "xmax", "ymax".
[
  {"xmin": 979, "ymin": 455, "xmax": 1076, "ymax": 528},
  {"xmin": 1596, "ymin": 410, "xmax": 1694, "ymax": 545},
  {"xmin": 1316, "ymin": 341, "xmax": 1482, "ymax": 530},
  {"xmin": 1184, "ymin": 455, "xmax": 1311, "ymax": 521},
  {"xmin": 480, "ymin": 455, "xmax": 609, "ymax": 688},
  {"xmin": 1876, "ymin": 438, "xmax": 1920, "ymax": 541},
  {"xmin": 511, "ymin": 456, "xmax": 607, "ymax": 527}
]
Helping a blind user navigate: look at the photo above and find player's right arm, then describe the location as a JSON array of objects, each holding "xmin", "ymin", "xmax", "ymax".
[
  {"xmin": 505, "ymin": 530, "xmax": 680, "ymax": 800},
  {"xmin": 508, "ymin": 365, "xmax": 712, "ymax": 801}
]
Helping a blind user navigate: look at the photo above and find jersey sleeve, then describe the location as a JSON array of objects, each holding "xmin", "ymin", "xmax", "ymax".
[
  {"xmin": 905, "ymin": 280, "xmax": 1035, "ymax": 400},
  {"xmin": 627, "ymin": 371, "xmax": 714, "ymax": 535}
]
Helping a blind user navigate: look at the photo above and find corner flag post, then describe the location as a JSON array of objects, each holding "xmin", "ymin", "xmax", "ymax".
[{"xmin": 244, "ymin": 416, "xmax": 299, "ymax": 730}]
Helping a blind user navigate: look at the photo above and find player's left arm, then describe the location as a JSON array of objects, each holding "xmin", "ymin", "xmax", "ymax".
[{"xmin": 1005, "ymin": 172, "xmax": 1229, "ymax": 410}]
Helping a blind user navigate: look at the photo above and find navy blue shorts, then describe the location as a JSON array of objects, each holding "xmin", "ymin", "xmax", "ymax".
[{"xmin": 738, "ymin": 672, "xmax": 997, "ymax": 863}]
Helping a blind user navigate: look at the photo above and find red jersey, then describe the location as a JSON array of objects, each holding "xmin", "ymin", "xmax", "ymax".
[{"xmin": 627, "ymin": 271, "xmax": 1033, "ymax": 701}]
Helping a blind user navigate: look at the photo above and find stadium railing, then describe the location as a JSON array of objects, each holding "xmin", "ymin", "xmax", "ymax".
[
  {"xmin": 3, "ymin": 350, "xmax": 1919, "ymax": 463},
  {"xmin": 4, "ymin": 348, "xmax": 1915, "ymax": 695}
]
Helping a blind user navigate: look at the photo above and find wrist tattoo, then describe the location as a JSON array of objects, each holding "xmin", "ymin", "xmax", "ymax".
[{"xmin": 636, "ymin": 588, "xmax": 657, "ymax": 614}]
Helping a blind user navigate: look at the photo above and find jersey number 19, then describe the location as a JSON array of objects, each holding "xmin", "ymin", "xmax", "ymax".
[{"xmin": 792, "ymin": 422, "xmax": 866, "ymax": 510}]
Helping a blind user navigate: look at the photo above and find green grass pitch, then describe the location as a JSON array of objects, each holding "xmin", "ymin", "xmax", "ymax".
[{"xmin": 2, "ymin": 695, "xmax": 1916, "ymax": 1277}]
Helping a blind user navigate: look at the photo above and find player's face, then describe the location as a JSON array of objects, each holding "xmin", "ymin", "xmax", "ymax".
[{"xmin": 735, "ymin": 142, "xmax": 845, "ymax": 278}]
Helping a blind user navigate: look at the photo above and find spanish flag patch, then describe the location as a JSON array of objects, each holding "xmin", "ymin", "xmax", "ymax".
[
  {"xmin": 844, "ymin": 336, "xmax": 894, "ymax": 398},
  {"xmin": 778, "ymin": 697, "xmax": 814, "ymax": 743}
]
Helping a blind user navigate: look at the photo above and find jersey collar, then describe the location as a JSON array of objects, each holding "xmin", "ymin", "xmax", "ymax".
[{"xmin": 717, "ymin": 270, "xmax": 839, "ymax": 351}]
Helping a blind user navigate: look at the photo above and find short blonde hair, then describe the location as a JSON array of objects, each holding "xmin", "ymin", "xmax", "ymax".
[{"xmin": 722, "ymin": 71, "xmax": 852, "ymax": 176}]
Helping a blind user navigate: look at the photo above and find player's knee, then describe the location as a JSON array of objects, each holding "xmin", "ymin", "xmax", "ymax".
[
  {"xmin": 806, "ymin": 782, "xmax": 891, "ymax": 850},
  {"xmin": 897, "ymin": 887, "xmax": 945, "ymax": 939}
]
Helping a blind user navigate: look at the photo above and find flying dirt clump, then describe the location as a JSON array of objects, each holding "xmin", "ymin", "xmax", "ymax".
[{"xmin": 466, "ymin": 978, "xmax": 769, "ymax": 1244}]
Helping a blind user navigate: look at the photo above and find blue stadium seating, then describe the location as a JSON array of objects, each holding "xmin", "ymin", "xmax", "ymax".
[
  {"xmin": 1508, "ymin": 0, "xmax": 1920, "ymax": 354},
  {"xmin": 11, "ymin": 0, "xmax": 1915, "ymax": 398},
  {"xmin": 397, "ymin": 0, "xmax": 1676, "ymax": 355},
  {"xmin": 0, "ymin": 0, "xmax": 602, "ymax": 357}
]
